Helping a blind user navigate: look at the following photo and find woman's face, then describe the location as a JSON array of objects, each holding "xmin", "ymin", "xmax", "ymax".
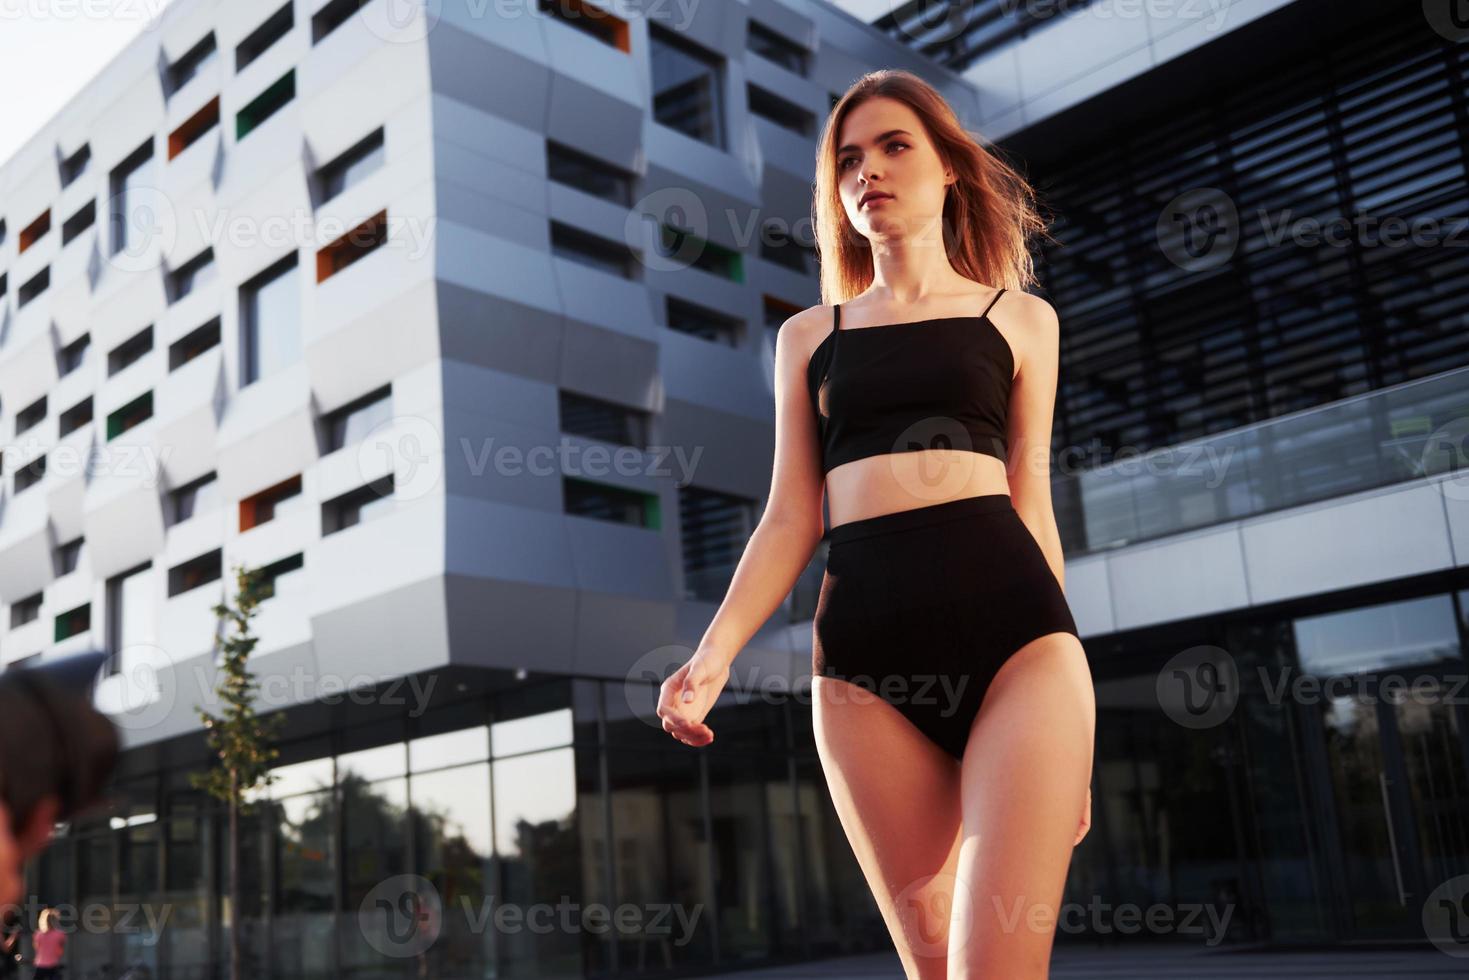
[{"xmin": 836, "ymin": 96, "xmax": 951, "ymax": 237}]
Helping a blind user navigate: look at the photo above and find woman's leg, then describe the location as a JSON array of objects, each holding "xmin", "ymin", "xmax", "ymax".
[
  {"xmin": 950, "ymin": 632, "xmax": 1095, "ymax": 979},
  {"xmin": 813, "ymin": 675, "xmax": 966, "ymax": 980}
]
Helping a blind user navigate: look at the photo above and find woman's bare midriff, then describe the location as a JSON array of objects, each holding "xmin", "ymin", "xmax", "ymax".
[{"xmin": 825, "ymin": 450, "xmax": 1011, "ymax": 530}]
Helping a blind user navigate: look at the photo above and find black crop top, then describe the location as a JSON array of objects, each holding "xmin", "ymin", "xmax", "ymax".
[{"xmin": 807, "ymin": 288, "xmax": 1014, "ymax": 475}]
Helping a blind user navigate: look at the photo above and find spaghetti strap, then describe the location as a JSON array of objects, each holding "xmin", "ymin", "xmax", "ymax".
[
  {"xmin": 834, "ymin": 303, "xmax": 841, "ymax": 331},
  {"xmin": 980, "ymin": 287, "xmax": 1006, "ymax": 318}
]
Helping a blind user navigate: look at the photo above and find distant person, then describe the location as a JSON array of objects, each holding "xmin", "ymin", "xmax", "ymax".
[
  {"xmin": 30, "ymin": 908, "xmax": 64, "ymax": 980},
  {"xmin": 0, "ymin": 907, "xmax": 21, "ymax": 978}
]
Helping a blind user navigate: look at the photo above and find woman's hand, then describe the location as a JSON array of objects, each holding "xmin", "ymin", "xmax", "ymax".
[
  {"xmin": 655, "ymin": 647, "xmax": 731, "ymax": 747},
  {"xmin": 1073, "ymin": 786, "xmax": 1092, "ymax": 846}
]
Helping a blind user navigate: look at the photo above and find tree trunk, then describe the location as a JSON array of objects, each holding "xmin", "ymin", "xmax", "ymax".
[{"xmin": 229, "ymin": 769, "xmax": 241, "ymax": 980}]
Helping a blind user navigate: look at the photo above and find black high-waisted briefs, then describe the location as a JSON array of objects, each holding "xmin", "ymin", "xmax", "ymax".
[{"xmin": 811, "ymin": 493, "xmax": 1081, "ymax": 761}]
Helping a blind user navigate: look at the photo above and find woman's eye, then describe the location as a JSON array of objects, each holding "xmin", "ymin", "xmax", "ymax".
[{"xmin": 839, "ymin": 142, "xmax": 907, "ymax": 170}]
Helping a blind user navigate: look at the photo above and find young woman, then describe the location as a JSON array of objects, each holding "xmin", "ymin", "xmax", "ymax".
[
  {"xmin": 655, "ymin": 69, "xmax": 1095, "ymax": 978},
  {"xmin": 29, "ymin": 908, "xmax": 64, "ymax": 980}
]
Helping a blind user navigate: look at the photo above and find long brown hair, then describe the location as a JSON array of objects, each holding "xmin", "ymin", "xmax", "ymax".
[{"xmin": 812, "ymin": 69, "xmax": 1054, "ymax": 304}]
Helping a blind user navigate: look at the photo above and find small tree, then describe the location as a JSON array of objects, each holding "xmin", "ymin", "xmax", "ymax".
[{"xmin": 190, "ymin": 563, "xmax": 286, "ymax": 980}]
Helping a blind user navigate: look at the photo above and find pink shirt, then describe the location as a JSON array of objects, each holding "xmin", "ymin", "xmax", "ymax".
[{"xmin": 32, "ymin": 929, "xmax": 65, "ymax": 968}]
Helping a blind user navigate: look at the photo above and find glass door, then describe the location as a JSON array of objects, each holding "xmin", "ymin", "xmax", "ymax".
[{"xmin": 1295, "ymin": 593, "xmax": 1469, "ymax": 939}]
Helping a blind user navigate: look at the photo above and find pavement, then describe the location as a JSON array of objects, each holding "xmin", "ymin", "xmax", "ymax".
[{"xmin": 695, "ymin": 943, "xmax": 1466, "ymax": 978}]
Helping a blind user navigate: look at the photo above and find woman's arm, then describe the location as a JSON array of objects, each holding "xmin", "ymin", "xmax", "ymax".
[{"xmin": 1004, "ymin": 294, "xmax": 1066, "ymax": 590}]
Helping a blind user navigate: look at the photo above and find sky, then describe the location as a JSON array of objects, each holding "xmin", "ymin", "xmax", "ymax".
[
  {"xmin": 0, "ymin": 0, "xmax": 180, "ymax": 166},
  {"xmin": 0, "ymin": 0, "xmax": 887, "ymax": 168}
]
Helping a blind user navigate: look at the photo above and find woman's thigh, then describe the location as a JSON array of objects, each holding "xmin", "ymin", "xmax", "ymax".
[
  {"xmin": 949, "ymin": 631, "xmax": 1094, "ymax": 979},
  {"xmin": 813, "ymin": 675, "xmax": 966, "ymax": 980}
]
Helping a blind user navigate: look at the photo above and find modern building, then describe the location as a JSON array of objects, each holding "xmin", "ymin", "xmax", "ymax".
[
  {"xmin": 0, "ymin": 1, "xmax": 983, "ymax": 978},
  {"xmin": 2, "ymin": 2, "xmax": 1466, "ymax": 980},
  {"xmin": 869, "ymin": 0, "xmax": 1469, "ymax": 951}
]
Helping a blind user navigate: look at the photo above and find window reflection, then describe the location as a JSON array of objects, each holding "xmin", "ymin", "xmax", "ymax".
[
  {"xmin": 492, "ymin": 709, "xmax": 572, "ymax": 757},
  {"xmin": 412, "ymin": 763, "xmax": 494, "ymax": 977},
  {"xmin": 493, "ymin": 748, "xmax": 581, "ymax": 976},
  {"xmin": 339, "ymin": 773, "xmax": 410, "ymax": 976},
  {"xmin": 1293, "ymin": 594, "xmax": 1460, "ymax": 676},
  {"xmin": 272, "ymin": 790, "xmax": 334, "ymax": 980}
]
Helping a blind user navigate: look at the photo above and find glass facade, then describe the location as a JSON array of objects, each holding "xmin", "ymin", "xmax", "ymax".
[
  {"xmin": 1025, "ymin": 2, "xmax": 1469, "ymax": 466},
  {"xmin": 26, "ymin": 569, "xmax": 1469, "ymax": 975}
]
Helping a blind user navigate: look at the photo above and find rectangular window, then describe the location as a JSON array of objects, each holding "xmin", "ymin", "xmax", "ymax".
[
  {"xmin": 9, "ymin": 593, "xmax": 42, "ymax": 630},
  {"xmin": 323, "ymin": 385, "xmax": 391, "ymax": 451},
  {"xmin": 747, "ymin": 20, "xmax": 809, "ymax": 75},
  {"xmin": 236, "ymin": 3, "xmax": 293, "ymax": 71},
  {"xmin": 662, "ymin": 223, "xmax": 742, "ymax": 281},
  {"xmin": 0, "ymin": 273, "xmax": 6, "ymax": 298},
  {"xmin": 60, "ymin": 144, "xmax": 91, "ymax": 186},
  {"xmin": 16, "ymin": 396, "xmax": 46, "ymax": 435},
  {"xmin": 678, "ymin": 485, "xmax": 755, "ymax": 601},
  {"xmin": 563, "ymin": 477, "xmax": 658, "ymax": 528},
  {"xmin": 106, "ymin": 391, "xmax": 153, "ymax": 441},
  {"xmin": 257, "ymin": 553, "xmax": 305, "ymax": 601},
  {"xmin": 321, "ymin": 476, "xmax": 395, "ymax": 535},
  {"xmin": 18, "ymin": 210, "xmax": 50, "ymax": 253},
  {"xmin": 59, "ymin": 333, "xmax": 90, "ymax": 375},
  {"xmin": 169, "ymin": 472, "xmax": 220, "ymax": 525},
  {"xmin": 546, "ymin": 140, "xmax": 632, "ymax": 204},
  {"xmin": 240, "ymin": 474, "xmax": 303, "ymax": 531},
  {"xmin": 649, "ymin": 23, "xmax": 723, "ymax": 147},
  {"xmin": 168, "ymin": 96, "xmax": 220, "ymax": 160},
  {"xmin": 105, "ymin": 562, "xmax": 155, "ymax": 675},
  {"xmin": 236, "ymin": 69, "xmax": 295, "ymax": 140},
  {"xmin": 107, "ymin": 326, "xmax": 153, "ymax": 376},
  {"xmin": 537, "ymin": 0, "xmax": 630, "ymax": 51},
  {"xmin": 167, "ymin": 33, "xmax": 217, "ymax": 93},
  {"xmin": 558, "ymin": 390, "xmax": 647, "ymax": 447},
  {"xmin": 549, "ymin": 221, "xmax": 635, "ymax": 278},
  {"xmin": 759, "ymin": 218, "xmax": 811, "ymax": 274},
  {"xmin": 14, "ymin": 455, "xmax": 46, "ymax": 495},
  {"xmin": 59, "ymin": 398, "xmax": 93, "ymax": 437},
  {"xmin": 55, "ymin": 538, "xmax": 83, "ymax": 576},
  {"xmin": 315, "ymin": 209, "xmax": 387, "ymax": 282},
  {"xmin": 110, "ymin": 139, "xmax": 155, "ymax": 257},
  {"xmin": 54, "ymin": 603, "xmax": 90, "ymax": 643},
  {"xmin": 313, "ymin": 0, "xmax": 371, "ymax": 43},
  {"xmin": 666, "ymin": 296, "xmax": 741, "ymax": 345},
  {"xmin": 167, "ymin": 247, "xmax": 216, "ymax": 301},
  {"xmin": 315, "ymin": 127, "xmax": 385, "ymax": 203},
  {"xmin": 748, "ymin": 84, "xmax": 813, "ymax": 137},
  {"xmin": 17, "ymin": 268, "xmax": 49, "ymax": 307},
  {"xmin": 168, "ymin": 549, "xmax": 222, "ymax": 597},
  {"xmin": 241, "ymin": 255, "xmax": 301, "ymax": 384},
  {"xmin": 169, "ymin": 317, "xmax": 221, "ymax": 370},
  {"xmin": 61, "ymin": 201, "xmax": 97, "ymax": 245}
]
